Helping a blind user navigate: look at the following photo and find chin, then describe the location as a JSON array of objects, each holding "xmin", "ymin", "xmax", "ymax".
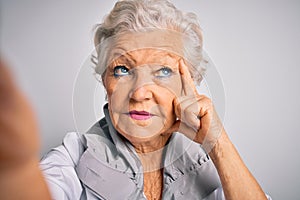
[{"xmin": 117, "ymin": 124, "xmax": 167, "ymax": 142}]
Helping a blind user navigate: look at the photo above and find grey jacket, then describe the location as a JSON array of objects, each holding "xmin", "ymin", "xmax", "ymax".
[{"xmin": 40, "ymin": 104, "xmax": 270, "ymax": 199}]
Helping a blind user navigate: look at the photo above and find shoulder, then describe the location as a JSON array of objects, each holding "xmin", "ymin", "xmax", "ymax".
[
  {"xmin": 40, "ymin": 132, "xmax": 86, "ymax": 199},
  {"xmin": 39, "ymin": 118, "xmax": 113, "ymax": 199},
  {"xmin": 41, "ymin": 132, "xmax": 86, "ymax": 167}
]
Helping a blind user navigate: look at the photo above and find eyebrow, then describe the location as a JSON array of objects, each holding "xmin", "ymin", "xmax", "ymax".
[
  {"xmin": 108, "ymin": 47, "xmax": 135, "ymax": 67},
  {"xmin": 109, "ymin": 47, "xmax": 181, "ymax": 68},
  {"xmin": 114, "ymin": 54, "xmax": 136, "ymax": 67}
]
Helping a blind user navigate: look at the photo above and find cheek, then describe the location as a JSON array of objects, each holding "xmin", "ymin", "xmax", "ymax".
[
  {"xmin": 155, "ymin": 75, "xmax": 182, "ymax": 98},
  {"xmin": 104, "ymin": 75, "xmax": 119, "ymax": 97},
  {"xmin": 154, "ymin": 76, "xmax": 182, "ymax": 125},
  {"xmin": 105, "ymin": 77, "xmax": 130, "ymax": 105},
  {"xmin": 156, "ymin": 96, "xmax": 176, "ymax": 133},
  {"xmin": 154, "ymin": 86, "xmax": 177, "ymax": 119}
]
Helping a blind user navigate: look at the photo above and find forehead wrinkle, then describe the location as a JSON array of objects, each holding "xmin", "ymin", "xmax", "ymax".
[
  {"xmin": 143, "ymin": 50, "xmax": 181, "ymax": 67},
  {"xmin": 109, "ymin": 46, "xmax": 182, "ymax": 71},
  {"xmin": 120, "ymin": 49, "xmax": 181, "ymax": 68},
  {"xmin": 110, "ymin": 50, "xmax": 137, "ymax": 67},
  {"xmin": 123, "ymin": 52, "xmax": 137, "ymax": 66},
  {"xmin": 112, "ymin": 30, "xmax": 185, "ymax": 56}
]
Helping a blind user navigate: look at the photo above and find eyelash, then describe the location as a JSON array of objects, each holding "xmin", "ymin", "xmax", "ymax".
[
  {"xmin": 113, "ymin": 65, "xmax": 130, "ymax": 77},
  {"xmin": 155, "ymin": 67, "xmax": 173, "ymax": 78}
]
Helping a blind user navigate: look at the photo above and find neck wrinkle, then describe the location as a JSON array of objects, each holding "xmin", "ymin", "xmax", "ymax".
[{"xmin": 134, "ymin": 133, "xmax": 173, "ymax": 173}]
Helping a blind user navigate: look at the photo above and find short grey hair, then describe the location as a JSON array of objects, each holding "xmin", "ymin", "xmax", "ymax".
[{"xmin": 93, "ymin": 0, "xmax": 206, "ymax": 84}]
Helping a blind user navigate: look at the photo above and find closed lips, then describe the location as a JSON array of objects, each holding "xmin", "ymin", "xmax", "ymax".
[{"xmin": 129, "ymin": 110, "xmax": 152, "ymax": 120}]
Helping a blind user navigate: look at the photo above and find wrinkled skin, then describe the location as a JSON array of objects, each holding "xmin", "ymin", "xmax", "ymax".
[
  {"xmin": 104, "ymin": 48, "xmax": 223, "ymax": 153},
  {"xmin": 103, "ymin": 47, "xmax": 225, "ymax": 200}
]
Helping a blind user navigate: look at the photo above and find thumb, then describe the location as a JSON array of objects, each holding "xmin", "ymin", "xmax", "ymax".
[
  {"xmin": 165, "ymin": 120, "xmax": 198, "ymax": 142},
  {"xmin": 177, "ymin": 121, "xmax": 197, "ymax": 142}
]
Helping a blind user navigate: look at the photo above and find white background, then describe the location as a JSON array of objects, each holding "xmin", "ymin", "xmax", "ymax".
[{"xmin": 1, "ymin": 0, "xmax": 300, "ymax": 199}]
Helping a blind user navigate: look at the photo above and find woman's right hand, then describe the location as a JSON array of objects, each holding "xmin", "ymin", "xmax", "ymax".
[
  {"xmin": 0, "ymin": 59, "xmax": 51, "ymax": 200},
  {"xmin": 0, "ymin": 59, "xmax": 40, "ymax": 169}
]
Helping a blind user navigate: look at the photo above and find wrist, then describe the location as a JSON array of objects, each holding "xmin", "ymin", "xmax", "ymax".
[{"xmin": 208, "ymin": 130, "xmax": 233, "ymax": 162}]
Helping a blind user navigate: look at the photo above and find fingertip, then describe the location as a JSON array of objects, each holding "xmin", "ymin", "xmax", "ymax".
[{"xmin": 178, "ymin": 58, "xmax": 188, "ymax": 75}]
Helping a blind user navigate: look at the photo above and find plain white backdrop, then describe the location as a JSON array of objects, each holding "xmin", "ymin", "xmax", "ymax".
[{"xmin": 1, "ymin": 0, "xmax": 300, "ymax": 199}]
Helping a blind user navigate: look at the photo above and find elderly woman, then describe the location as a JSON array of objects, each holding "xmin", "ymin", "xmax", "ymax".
[{"xmin": 0, "ymin": 0, "xmax": 271, "ymax": 200}]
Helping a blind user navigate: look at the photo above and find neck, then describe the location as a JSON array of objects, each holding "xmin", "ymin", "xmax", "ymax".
[
  {"xmin": 131, "ymin": 132, "xmax": 171, "ymax": 154},
  {"xmin": 130, "ymin": 133, "xmax": 172, "ymax": 172}
]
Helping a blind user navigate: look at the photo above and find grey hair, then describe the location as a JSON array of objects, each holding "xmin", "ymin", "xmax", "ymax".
[{"xmin": 93, "ymin": 0, "xmax": 206, "ymax": 84}]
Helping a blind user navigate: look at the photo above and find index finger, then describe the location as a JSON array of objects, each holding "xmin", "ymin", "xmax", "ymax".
[{"xmin": 178, "ymin": 58, "xmax": 198, "ymax": 96}]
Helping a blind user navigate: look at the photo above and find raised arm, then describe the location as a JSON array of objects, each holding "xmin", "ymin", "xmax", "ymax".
[
  {"xmin": 208, "ymin": 129, "xmax": 267, "ymax": 199},
  {"xmin": 170, "ymin": 58, "xmax": 268, "ymax": 200},
  {"xmin": 0, "ymin": 59, "xmax": 51, "ymax": 200}
]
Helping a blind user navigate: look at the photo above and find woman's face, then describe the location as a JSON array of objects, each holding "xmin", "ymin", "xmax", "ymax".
[{"xmin": 104, "ymin": 48, "xmax": 183, "ymax": 143}]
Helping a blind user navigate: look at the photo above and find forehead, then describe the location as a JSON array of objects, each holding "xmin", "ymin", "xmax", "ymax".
[{"xmin": 106, "ymin": 30, "xmax": 185, "ymax": 66}]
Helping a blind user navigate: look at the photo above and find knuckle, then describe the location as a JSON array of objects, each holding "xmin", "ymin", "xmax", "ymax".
[{"xmin": 201, "ymin": 96, "xmax": 213, "ymax": 107}]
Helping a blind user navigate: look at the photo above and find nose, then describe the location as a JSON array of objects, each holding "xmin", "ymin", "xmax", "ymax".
[{"xmin": 129, "ymin": 70, "xmax": 154, "ymax": 102}]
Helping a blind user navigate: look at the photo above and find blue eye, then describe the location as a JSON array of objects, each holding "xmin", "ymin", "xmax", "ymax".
[
  {"xmin": 155, "ymin": 67, "xmax": 172, "ymax": 78},
  {"xmin": 113, "ymin": 65, "xmax": 129, "ymax": 77}
]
